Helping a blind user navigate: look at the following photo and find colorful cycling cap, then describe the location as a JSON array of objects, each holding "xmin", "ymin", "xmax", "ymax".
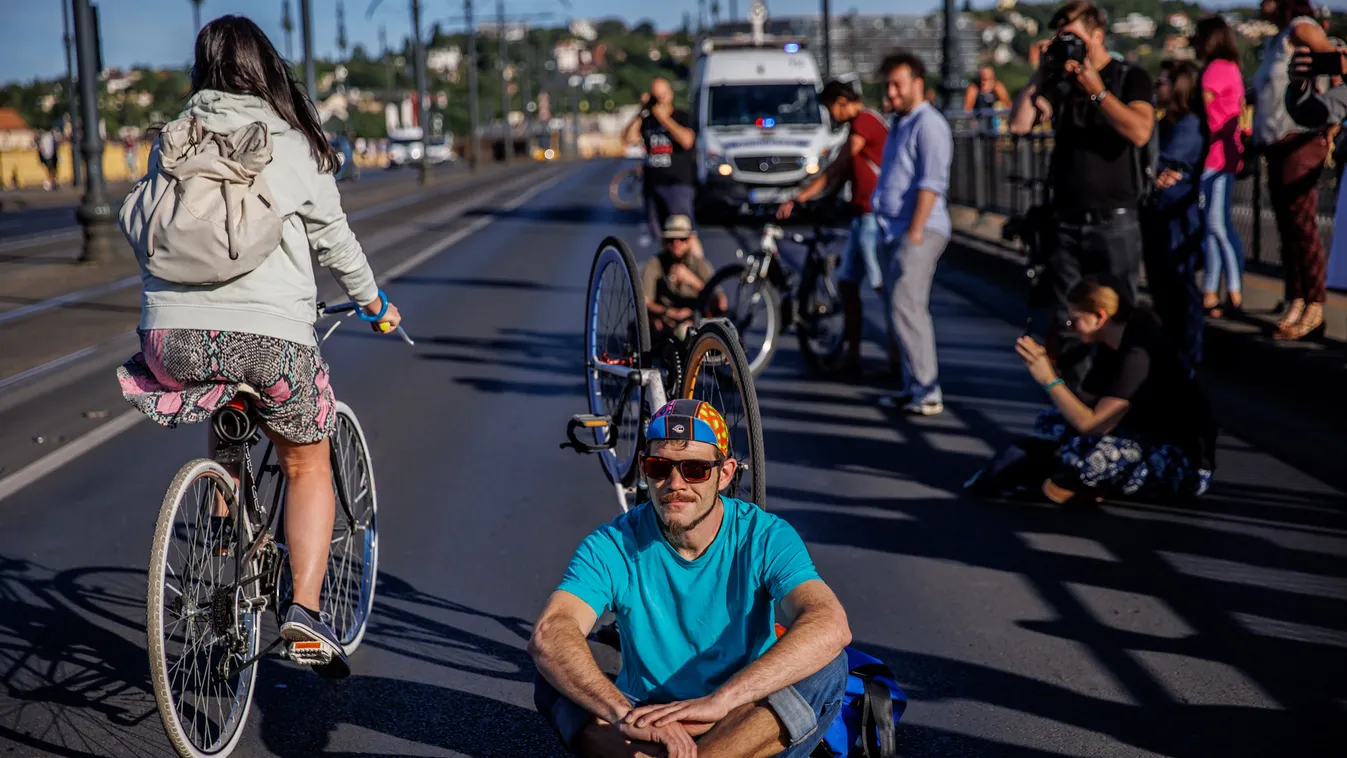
[{"xmin": 647, "ymin": 399, "xmax": 730, "ymax": 457}]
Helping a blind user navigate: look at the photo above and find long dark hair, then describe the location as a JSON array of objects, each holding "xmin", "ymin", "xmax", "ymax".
[
  {"xmin": 1267, "ymin": 0, "xmax": 1316, "ymax": 29},
  {"xmin": 1159, "ymin": 60, "xmax": 1203, "ymax": 124},
  {"xmin": 190, "ymin": 15, "xmax": 338, "ymax": 173},
  {"xmin": 1192, "ymin": 16, "xmax": 1242, "ymax": 65}
]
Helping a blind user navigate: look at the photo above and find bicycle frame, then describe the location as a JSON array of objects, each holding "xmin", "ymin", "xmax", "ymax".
[{"xmin": 576, "ymin": 356, "xmax": 667, "ymax": 512}]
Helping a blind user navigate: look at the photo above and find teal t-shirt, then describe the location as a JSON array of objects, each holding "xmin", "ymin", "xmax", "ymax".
[{"xmin": 557, "ymin": 496, "xmax": 821, "ymax": 704}]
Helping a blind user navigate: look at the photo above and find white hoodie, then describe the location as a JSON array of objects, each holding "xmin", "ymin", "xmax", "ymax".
[{"xmin": 138, "ymin": 90, "xmax": 379, "ymax": 346}]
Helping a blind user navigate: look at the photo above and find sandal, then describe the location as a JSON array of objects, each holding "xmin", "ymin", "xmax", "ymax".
[{"xmin": 1274, "ymin": 302, "xmax": 1324, "ymax": 341}]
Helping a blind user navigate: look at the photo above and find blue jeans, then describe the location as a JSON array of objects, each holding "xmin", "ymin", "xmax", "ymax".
[
  {"xmin": 534, "ymin": 651, "xmax": 848, "ymax": 756},
  {"xmin": 1199, "ymin": 169, "xmax": 1244, "ymax": 295},
  {"xmin": 838, "ymin": 213, "xmax": 883, "ymax": 290}
]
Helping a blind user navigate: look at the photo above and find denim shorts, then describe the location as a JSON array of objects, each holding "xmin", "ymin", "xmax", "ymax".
[
  {"xmin": 534, "ymin": 651, "xmax": 848, "ymax": 756},
  {"xmin": 838, "ymin": 213, "xmax": 883, "ymax": 290}
]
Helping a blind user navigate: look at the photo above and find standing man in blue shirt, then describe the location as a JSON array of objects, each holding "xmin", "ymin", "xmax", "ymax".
[
  {"xmin": 529, "ymin": 399, "xmax": 851, "ymax": 758},
  {"xmin": 871, "ymin": 51, "xmax": 955, "ymax": 416}
]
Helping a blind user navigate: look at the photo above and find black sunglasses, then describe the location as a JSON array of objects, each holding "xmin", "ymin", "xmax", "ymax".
[{"xmin": 641, "ymin": 456, "xmax": 722, "ymax": 483}]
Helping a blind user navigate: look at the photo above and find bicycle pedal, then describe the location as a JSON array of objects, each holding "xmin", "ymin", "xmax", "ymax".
[
  {"xmin": 287, "ymin": 640, "xmax": 334, "ymax": 665},
  {"xmin": 571, "ymin": 414, "xmax": 611, "ymax": 428}
]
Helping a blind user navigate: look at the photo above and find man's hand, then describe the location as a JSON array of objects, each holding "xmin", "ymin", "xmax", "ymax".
[
  {"xmin": 1064, "ymin": 58, "xmax": 1105, "ymax": 99},
  {"xmin": 776, "ymin": 200, "xmax": 795, "ymax": 220},
  {"xmin": 617, "ymin": 720, "xmax": 698, "ymax": 758},
  {"xmin": 665, "ymin": 306, "xmax": 695, "ymax": 322},
  {"xmin": 1156, "ymin": 168, "xmax": 1182, "ymax": 190},
  {"xmin": 667, "ymin": 263, "xmax": 699, "ymax": 289},
  {"xmin": 651, "ymin": 101, "xmax": 674, "ymax": 123},
  {"xmin": 626, "ymin": 693, "xmax": 732, "ymax": 733},
  {"xmin": 905, "ymin": 226, "xmax": 924, "ymax": 246}
]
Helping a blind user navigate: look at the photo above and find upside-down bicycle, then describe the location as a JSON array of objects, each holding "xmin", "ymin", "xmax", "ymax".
[
  {"xmin": 145, "ymin": 298, "xmax": 410, "ymax": 758},
  {"xmin": 562, "ymin": 236, "xmax": 767, "ymax": 512}
]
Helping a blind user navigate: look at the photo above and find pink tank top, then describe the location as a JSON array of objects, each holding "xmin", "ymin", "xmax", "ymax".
[{"xmin": 1203, "ymin": 59, "xmax": 1245, "ymax": 174}]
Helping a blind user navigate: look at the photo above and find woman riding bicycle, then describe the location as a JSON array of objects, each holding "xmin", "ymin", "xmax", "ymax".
[{"xmin": 115, "ymin": 15, "xmax": 401, "ymax": 678}]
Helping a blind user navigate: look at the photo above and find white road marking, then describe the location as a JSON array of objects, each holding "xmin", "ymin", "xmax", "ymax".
[
  {"xmin": 0, "ymin": 165, "xmax": 574, "ymax": 503},
  {"xmin": 0, "ymin": 275, "xmax": 141, "ymax": 325},
  {"xmin": 0, "ymin": 410, "xmax": 144, "ymax": 501}
]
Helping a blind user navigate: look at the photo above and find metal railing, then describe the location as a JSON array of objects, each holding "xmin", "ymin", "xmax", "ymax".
[{"xmin": 945, "ymin": 109, "xmax": 1341, "ymax": 276}]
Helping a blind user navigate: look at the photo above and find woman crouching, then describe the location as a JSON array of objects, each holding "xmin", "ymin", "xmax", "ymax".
[{"xmin": 972, "ymin": 278, "xmax": 1217, "ymax": 504}]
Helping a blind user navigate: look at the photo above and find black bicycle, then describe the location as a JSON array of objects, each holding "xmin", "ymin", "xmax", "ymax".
[
  {"xmin": 696, "ymin": 215, "xmax": 848, "ymax": 376},
  {"xmin": 145, "ymin": 300, "xmax": 409, "ymax": 758}
]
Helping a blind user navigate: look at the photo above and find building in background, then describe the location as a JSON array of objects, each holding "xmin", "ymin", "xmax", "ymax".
[
  {"xmin": 0, "ymin": 108, "xmax": 35, "ymax": 152},
  {"xmin": 710, "ymin": 13, "xmax": 981, "ymax": 85}
]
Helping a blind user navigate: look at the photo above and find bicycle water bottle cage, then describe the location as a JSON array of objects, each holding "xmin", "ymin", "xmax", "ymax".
[{"xmin": 561, "ymin": 414, "xmax": 618, "ymax": 454}]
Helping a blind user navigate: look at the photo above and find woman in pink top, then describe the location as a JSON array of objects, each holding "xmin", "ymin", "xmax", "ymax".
[{"xmin": 1193, "ymin": 17, "xmax": 1247, "ymax": 317}]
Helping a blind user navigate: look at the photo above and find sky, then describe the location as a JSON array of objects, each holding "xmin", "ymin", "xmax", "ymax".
[{"xmin": 2, "ymin": 0, "xmax": 1253, "ymax": 87}]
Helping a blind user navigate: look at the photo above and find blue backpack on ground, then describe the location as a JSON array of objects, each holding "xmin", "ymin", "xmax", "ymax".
[{"xmin": 813, "ymin": 647, "xmax": 908, "ymax": 758}]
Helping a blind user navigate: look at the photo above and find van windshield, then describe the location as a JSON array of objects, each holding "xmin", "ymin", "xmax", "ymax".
[{"xmin": 707, "ymin": 84, "xmax": 822, "ymax": 127}]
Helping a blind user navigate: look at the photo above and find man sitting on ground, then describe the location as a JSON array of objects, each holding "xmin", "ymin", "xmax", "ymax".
[
  {"xmin": 642, "ymin": 215, "xmax": 725, "ymax": 343},
  {"xmin": 529, "ymin": 399, "xmax": 852, "ymax": 758}
]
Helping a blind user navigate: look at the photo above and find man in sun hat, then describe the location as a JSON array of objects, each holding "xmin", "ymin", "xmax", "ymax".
[
  {"xmin": 642, "ymin": 215, "xmax": 727, "ymax": 343},
  {"xmin": 529, "ymin": 399, "xmax": 851, "ymax": 758}
]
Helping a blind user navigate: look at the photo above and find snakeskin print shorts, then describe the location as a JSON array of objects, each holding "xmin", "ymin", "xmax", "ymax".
[{"xmin": 116, "ymin": 329, "xmax": 336, "ymax": 444}]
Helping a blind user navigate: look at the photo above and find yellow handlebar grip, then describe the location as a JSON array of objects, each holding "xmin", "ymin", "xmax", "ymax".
[{"xmin": 377, "ymin": 321, "xmax": 392, "ymax": 333}]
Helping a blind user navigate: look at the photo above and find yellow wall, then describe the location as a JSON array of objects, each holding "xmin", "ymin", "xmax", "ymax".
[{"xmin": 0, "ymin": 143, "xmax": 391, "ymax": 190}]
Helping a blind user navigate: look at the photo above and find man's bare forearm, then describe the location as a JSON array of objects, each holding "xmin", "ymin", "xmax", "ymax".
[
  {"xmin": 1009, "ymin": 77, "xmax": 1043, "ymax": 135},
  {"xmin": 532, "ymin": 621, "xmax": 632, "ymax": 724},
  {"xmin": 623, "ymin": 116, "xmax": 643, "ymax": 146},
  {"xmin": 715, "ymin": 608, "xmax": 850, "ymax": 708},
  {"xmin": 1097, "ymin": 96, "xmax": 1153, "ymax": 147}
]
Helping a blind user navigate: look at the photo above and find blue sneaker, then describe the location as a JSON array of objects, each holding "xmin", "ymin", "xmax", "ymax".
[{"xmin": 279, "ymin": 604, "xmax": 350, "ymax": 679}]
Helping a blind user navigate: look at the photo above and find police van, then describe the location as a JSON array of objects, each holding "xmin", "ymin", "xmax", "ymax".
[{"xmin": 691, "ymin": 2, "xmax": 847, "ymax": 217}]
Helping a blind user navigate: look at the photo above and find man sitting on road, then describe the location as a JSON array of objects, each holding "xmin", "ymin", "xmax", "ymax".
[
  {"xmin": 642, "ymin": 215, "xmax": 725, "ymax": 343},
  {"xmin": 530, "ymin": 399, "xmax": 852, "ymax": 758}
]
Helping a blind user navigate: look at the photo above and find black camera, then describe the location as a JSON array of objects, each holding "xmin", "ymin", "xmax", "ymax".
[{"xmin": 1041, "ymin": 32, "xmax": 1088, "ymax": 96}]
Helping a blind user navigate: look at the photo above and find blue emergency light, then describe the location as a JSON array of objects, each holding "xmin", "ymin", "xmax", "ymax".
[
  {"xmin": 784, "ymin": 42, "xmax": 800, "ymax": 53},
  {"xmin": 756, "ymin": 117, "xmax": 776, "ymax": 128}
]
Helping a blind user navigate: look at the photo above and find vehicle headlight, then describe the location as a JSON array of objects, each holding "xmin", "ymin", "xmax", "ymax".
[
  {"xmin": 717, "ymin": 164, "xmax": 733, "ymax": 176},
  {"xmin": 805, "ymin": 161, "xmax": 820, "ymax": 175}
]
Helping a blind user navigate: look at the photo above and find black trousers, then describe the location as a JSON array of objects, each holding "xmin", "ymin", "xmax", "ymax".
[{"xmin": 1046, "ymin": 208, "xmax": 1144, "ymax": 390}]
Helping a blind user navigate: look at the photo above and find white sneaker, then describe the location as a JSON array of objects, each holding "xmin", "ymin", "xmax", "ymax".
[{"xmin": 903, "ymin": 398, "xmax": 944, "ymax": 416}]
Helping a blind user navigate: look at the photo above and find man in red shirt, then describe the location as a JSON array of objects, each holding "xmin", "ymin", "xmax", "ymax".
[{"xmin": 779, "ymin": 79, "xmax": 892, "ymax": 374}]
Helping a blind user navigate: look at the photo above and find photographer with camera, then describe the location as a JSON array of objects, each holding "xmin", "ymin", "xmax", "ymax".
[
  {"xmin": 623, "ymin": 78, "xmax": 704, "ymax": 259},
  {"xmin": 1009, "ymin": 0, "xmax": 1155, "ymax": 390}
]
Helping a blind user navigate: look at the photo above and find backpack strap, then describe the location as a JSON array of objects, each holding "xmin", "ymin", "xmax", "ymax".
[{"xmin": 852, "ymin": 664, "xmax": 898, "ymax": 758}]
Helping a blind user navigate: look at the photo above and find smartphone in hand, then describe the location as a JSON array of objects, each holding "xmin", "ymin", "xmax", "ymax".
[{"xmin": 1291, "ymin": 50, "xmax": 1346, "ymax": 79}]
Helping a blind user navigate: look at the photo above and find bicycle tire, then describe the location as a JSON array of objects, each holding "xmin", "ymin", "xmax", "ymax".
[
  {"xmin": 696, "ymin": 264, "xmax": 780, "ymax": 378},
  {"xmin": 324, "ymin": 402, "xmax": 379, "ymax": 655},
  {"xmin": 585, "ymin": 236, "xmax": 651, "ymax": 486},
  {"xmin": 147, "ymin": 458, "xmax": 260, "ymax": 758},
  {"xmin": 678, "ymin": 320, "xmax": 768, "ymax": 508},
  {"xmin": 609, "ymin": 167, "xmax": 643, "ymax": 210},
  {"xmin": 794, "ymin": 251, "xmax": 848, "ymax": 374}
]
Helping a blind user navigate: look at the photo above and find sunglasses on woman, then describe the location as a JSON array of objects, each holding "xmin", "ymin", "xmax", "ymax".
[{"xmin": 641, "ymin": 456, "xmax": 722, "ymax": 483}]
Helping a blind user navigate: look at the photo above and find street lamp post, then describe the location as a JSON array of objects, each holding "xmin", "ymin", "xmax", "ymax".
[
  {"xmin": 71, "ymin": 0, "xmax": 117, "ymax": 264},
  {"xmin": 821, "ymin": 0, "xmax": 831, "ymax": 80},
  {"xmin": 466, "ymin": 0, "xmax": 480, "ymax": 171},
  {"xmin": 940, "ymin": 0, "xmax": 962, "ymax": 113},
  {"xmin": 190, "ymin": 0, "xmax": 203, "ymax": 32},
  {"xmin": 300, "ymin": 0, "xmax": 316, "ymax": 98},
  {"xmin": 498, "ymin": 0, "xmax": 513, "ymax": 160},
  {"xmin": 61, "ymin": 0, "xmax": 82, "ymax": 187},
  {"xmin": 410, "ymin": 0, "xmax": 431, "ymax": 184}
]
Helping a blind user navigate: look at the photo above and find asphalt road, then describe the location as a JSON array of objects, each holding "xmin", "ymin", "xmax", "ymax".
[{"xmin": 0, "ymin": 160, "xmax": 1343, "ymax": 758}]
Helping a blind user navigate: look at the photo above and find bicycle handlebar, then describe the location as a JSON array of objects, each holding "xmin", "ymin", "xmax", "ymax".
[{"xmin": 317, "ymin": 289, "xmax": 414, "ymax": 345}]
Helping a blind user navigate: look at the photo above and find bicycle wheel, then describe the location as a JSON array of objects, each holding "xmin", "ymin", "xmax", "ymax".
[
  {"xmin": 585, "ymin": 236, "xmax": 651, "ymax": 485},
  {"xmin": 678, "ymin": 320, "xmax": 768, "ymax": 507},
  {"xmin": 324, "ymin": 402, "xmax": 379, "ymax": 655},
  {"xmin": 697, "ymin": 264, "xmax": 780, "ymax": 377},
  {"xmin": 609, "ymin": 167, "xmax": 643, "ymax": 210},
  {"xmin": 148, "ymin": 459, "xmax": 260, "ymax": 758},
  {"xmin": 795, "ymin": 250, "xmax": 848, "ymax": 373}
]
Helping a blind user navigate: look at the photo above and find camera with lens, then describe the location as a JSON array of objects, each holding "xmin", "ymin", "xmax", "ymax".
[{"xmin": 1040, "ymin": 32, "xmax": 1088, "ymax": 97}]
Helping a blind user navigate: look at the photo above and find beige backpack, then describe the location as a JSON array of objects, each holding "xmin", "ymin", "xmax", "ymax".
[{"xmin": 119, "ymin": 116, "xmax": 285, "ymax": 285}]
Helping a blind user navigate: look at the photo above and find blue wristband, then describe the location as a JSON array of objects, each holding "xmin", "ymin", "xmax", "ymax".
[
  {"xmin": 1042, "ymin": 378, "xmax": 1064, "ymax": 392},
  {"xmin": 357, "ymin": 289, "xmax": 390, "ymax": 322}
]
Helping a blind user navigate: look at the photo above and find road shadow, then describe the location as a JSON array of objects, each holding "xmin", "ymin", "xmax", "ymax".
[
  {"xmin": 0, "ymin": 556, "xmax": 171, "ymax": 758},
  {"xmin": 395, "ymin": 275, "xmax": 584, "ymax": 294},
  {"xmin": 745, "ymin": 282, "xmax": 1347, "ymax": 756}
]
